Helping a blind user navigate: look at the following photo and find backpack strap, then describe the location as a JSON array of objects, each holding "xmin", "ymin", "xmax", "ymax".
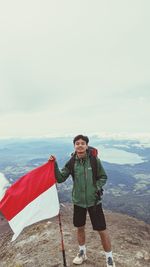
[
  {"xmin": 88, "ymin": 149, "xmax": 101, "ymax": 185},
  {"xmin": 65, "ymin": 155, "xmax": 76, "ymax": 180}
]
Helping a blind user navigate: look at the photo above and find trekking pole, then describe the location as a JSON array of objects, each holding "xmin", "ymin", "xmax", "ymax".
[{"xmin": 58, "ymin": 210, "xmax": 67, "ymax": 267}]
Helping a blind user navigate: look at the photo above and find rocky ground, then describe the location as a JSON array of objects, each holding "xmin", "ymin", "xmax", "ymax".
[{"xmin": 0, "ymin": 204, "xmax": 150, "ymax": 267}]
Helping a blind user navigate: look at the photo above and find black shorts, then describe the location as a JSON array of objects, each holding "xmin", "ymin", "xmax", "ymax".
[{"xmin": 73, "ymin": 204, "xmax": 106, "ymax": 231}]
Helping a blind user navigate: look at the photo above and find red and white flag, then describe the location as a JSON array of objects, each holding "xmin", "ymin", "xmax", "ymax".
[{"xmin": 0, "ymin": 160, "xmax": 59, "ymax": 241}]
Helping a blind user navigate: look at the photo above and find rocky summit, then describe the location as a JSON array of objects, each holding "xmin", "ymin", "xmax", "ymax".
[{"xmin": 0, "ymin": 204, "xmax": 150, "ymax": 267}]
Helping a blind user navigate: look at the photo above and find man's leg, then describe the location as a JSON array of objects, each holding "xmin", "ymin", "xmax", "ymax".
[
  {"xmin": 88, "ymin": 205, "xmax": 115, "ymax": 266},
  {"xmin": 73, "ymin": 226, "xmax": 87, "ymax": 264},
  {"xmin": 98, "ymin": 229, "xmax": 115, "ymax": 266},
  {"xmin": 98, "ymin": 229, "xmax": 111, "ymax": 252},
  {"xmin": 73, "ymin": 205, "xmax": 87, "ymax": 247},
  {"xmin": 73, "ymin": 206, "xmax": 87, "ymax": 264},
  {"xmin": 77, "ymin": 226, "xmax": 86, "ymax": 246}
]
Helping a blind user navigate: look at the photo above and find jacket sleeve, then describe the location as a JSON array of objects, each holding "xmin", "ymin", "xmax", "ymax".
[
  {"xmin": 96, "ymin": 158, "xmax": 108, "ymax": 189},
  {"xmin": 54, "ymin": 161, "xmax": 70, "ymax": 183}
]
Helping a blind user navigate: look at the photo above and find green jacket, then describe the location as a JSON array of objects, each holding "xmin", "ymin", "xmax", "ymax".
[{"xmin": 55, "ymin": 153, "xmax": 107, "ymax": 208}]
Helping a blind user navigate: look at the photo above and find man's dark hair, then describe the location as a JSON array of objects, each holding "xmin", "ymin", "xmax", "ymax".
[{"xmin": 73, "ymin": 134, "xmax": 89, "ymax": 144}]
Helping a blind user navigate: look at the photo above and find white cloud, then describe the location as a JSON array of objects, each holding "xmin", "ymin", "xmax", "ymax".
[{"xmin": 0, "ymin": 0, "xmax": 150, "ymax": 137}]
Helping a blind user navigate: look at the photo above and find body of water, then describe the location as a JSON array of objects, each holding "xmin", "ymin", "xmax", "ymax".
[{"xmin": 98, "ymin": 146, "xmax": 144, "ymax": 164}]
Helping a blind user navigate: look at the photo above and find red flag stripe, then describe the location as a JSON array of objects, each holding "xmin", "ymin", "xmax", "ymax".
[{"xmin": 0, "ymin": 161, "xmax": 56, "ymax": 220}]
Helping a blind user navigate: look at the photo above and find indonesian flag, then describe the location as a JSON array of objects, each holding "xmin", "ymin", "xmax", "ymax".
[{"xmin": 0, "ymin": 160, "xmax": 59, "ymax": 241}]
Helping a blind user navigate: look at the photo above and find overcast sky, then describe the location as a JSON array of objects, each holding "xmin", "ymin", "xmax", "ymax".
[{"xmin": 0, "ymin": 0, "xmax": 150, "ymax": 138}]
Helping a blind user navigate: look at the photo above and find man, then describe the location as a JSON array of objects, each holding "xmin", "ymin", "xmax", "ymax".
[{"xmin": 50, "ymin": 134, "xmax": 115, "ymax": 267}]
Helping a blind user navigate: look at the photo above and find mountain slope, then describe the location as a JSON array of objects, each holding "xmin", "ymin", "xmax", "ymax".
[{"xmin": 0, "ymin": 204, "xmax": 150, "ymax": 267}]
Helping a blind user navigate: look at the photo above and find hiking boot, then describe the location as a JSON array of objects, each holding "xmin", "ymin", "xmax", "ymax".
[
  {"xmin": 73, "ymin": 250, "xmax": 87, "ymax": 265},
  {"xmin": 106, "ymin": 257, "xmax": 116, "ymax": 267}
]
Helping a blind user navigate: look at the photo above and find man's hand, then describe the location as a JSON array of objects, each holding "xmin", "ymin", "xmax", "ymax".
[
  {"xmin": 48, "ymin": 155, "xmax": 56, "ymax": 161},
  {"xmin": 96, "ymin": 188, "xmax": 104, "ymax": 200}
]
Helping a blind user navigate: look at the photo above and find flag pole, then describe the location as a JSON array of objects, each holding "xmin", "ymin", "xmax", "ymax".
[
  {"xmin": 58, "ymin": 209, "xmax": 67, "ymax": 267},
  {"xmin": 54, "ymin": 160, "xmax": 67, "ymax": 267}
]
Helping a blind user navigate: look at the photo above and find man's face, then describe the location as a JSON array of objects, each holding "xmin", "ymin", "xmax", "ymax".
[{"xmin": 74, "ymin": 138, "xmax": 88, "ymax": 155}]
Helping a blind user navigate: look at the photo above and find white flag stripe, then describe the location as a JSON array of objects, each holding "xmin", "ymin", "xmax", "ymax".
[{"xmin": 9, "ymin": 184, "xmax": 60, "ymax": 241}]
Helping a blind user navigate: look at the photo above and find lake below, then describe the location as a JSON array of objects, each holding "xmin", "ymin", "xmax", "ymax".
[{"xmin": 97, "ymin": 146, "xmax": 144, "ymax": 164}]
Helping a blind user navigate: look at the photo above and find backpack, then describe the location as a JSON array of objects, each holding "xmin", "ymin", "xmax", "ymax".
[{"xmin": 65, "ymin": 146, "xmax": 101, "ymax": 185}]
